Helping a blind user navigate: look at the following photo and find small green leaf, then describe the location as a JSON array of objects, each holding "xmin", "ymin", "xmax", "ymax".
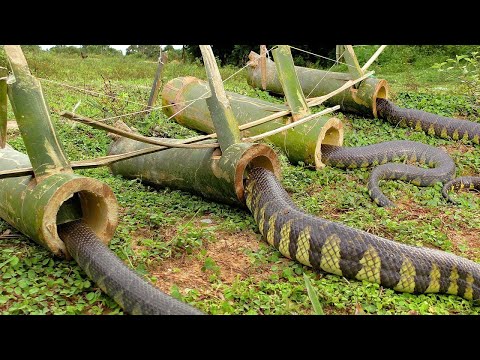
[
  {"xmin": 86, "ymin": 292, "xmax": 96, "ymax": 301},
  {"xmin": 11, "ymin": 257, "xmax": 21, "ymax": 267},
  {"xmin": 303, "ymin": 273, "xmax": 324, "ymax": 315}
]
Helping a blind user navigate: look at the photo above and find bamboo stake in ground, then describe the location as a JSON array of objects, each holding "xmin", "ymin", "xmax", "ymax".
[
  {"xmin": 272, "ymin": 45, "xmax": 310, "ymax": 121},
  {"xmin": 260, "ymin": 45, "xmax": 267, "ymax": 90},
  {"xmin": 0, "ymin": 68, "xmax": 7, "ymax": 149},
  {"xmin": 147, "ymin": 49, "xmax": 166, "ymax": 108},
  {"xmin": 4, "ymin": 45, "xmax": 72, "ymax": 181},
  {"xmin": 200, "ymin": 45, "xmax": 241, "ymax": 151}
]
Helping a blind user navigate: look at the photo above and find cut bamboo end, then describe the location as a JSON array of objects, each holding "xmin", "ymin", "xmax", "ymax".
[
  {"xmin": 163, "ymin": 76, "xmax": 203, "ymax": 117},
  {"xmin": 47, "ymin": 176, "xmax": 118, "ymax": 258},
  {"xmin": 231, "ymin": 143, "xmax": 281, "ymax": 203},
  {"xmin": 314, "ymin": 117, "xmax": 344, "ymax": 169},
  {"xmin": 371, "ymin": 79, "xmax": 389, "ymax": 118}
]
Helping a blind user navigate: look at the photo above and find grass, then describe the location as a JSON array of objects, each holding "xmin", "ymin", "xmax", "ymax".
[{"xmin": 0, "ymin": 46, "xmax": 479, "ymax": 315}]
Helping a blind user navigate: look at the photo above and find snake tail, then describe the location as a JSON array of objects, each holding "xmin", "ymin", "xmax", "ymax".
[
  {"xmin": 376, "ymin": 98, "xmax": 480, "ymax": 144},
  {"xmin": 58, "ymin": 220, "xmax": 203, "ymax": 315},
  {"xmin": 442, "ymin": 176, "xmax": 480, "ymax": 203},
  {"xmin": 245, "ymin": 167, "xmax": 480, "ymax": 301}
]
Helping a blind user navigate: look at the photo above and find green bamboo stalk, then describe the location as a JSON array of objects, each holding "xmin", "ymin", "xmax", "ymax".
[
  {"xmin": 247, "ymin": 51, "xmax": 389, "ymax": 117},
  {"xmin": 0, "ymin": 67, "xmax": 7, "ymax": 148},
  {"xmin": 0, "ymin": 146, "xmax": 118, "ymax": 257},
  {"xmin": 4, "ymin": 45, "xmax": 71, "ymax": 181},
  {"xmin": 271, "ymin": 45, "xmax": 310, "ymax": 121},
  {"xmin": 147, "ymin": 50, "xmax": 166, "ymax": 108},
  {"xmin": 108, "ymin": 136, "xmax": 280, "ymax": 206},
  {"xmin": 162, "ymin": 77, "xmax": 344, "ymax": 169},
  {"xmin": 199, "ymin": 45, "xmax": 241, "ymax": 151}
]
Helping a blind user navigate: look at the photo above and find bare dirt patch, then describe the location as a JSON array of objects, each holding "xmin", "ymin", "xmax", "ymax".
[
  {"xmin": 442, "ymin": 143, "xmax": 473, "ymax": 156},
  {"xmin": 131, "ymin": 218, "xmax": 276, "ymax": 299}
]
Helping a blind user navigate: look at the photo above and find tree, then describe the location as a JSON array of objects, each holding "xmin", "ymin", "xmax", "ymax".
[
  {"xmin": 182, "ymin": 45, "xmax": 337, "ymax": 68},
  {"xmin": 126, "ymin": 45, "xmax": 161, "ymax": 59},
  {"xmin": 80, "ymin": 45, "xmax": 122, "ymax": 56}
]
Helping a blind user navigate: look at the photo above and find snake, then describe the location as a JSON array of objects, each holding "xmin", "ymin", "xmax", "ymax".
[
  {"xmin": 442, "ymin": 176, "xmax": 480, "ymax": 203},
  {"xmin": 320, "ymin": 140, "xmax": 458, "ymax": 207},
  {"xmin": 376, "ymin": 98, "xmax": 480, "ymax": 145},
  {"xmin": 245, "ymin": 167, "xmax": 480, "ymax": 301},
  {"xmin": 58, "ymin": 220, "xmax": 203, "ymax": 315}
]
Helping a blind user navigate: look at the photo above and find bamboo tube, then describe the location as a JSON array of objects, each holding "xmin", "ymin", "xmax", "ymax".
[
  {"xmin": 108, "ymin": 137, "xmax": 281, "ymax": 206},
  {"xmin": 4, "ymin": 46, "xmax": 71, "ymax": 181},
  {"xmin": 247, "ymin": 51, "xmax": 389, "ymax": 118},
  {"xmin": 162, "ymin": 77, "xmax": 344, "ymax": 169},
  {"xmin": 0, "ymin": 146, "xmax": 118, "ymax": 258}
]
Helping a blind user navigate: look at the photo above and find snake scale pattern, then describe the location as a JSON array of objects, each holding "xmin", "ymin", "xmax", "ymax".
[
  {"xmin": 376, "ymin": 98, "xmax": 480, "ymax": 145},
  {"xmin": 58, "ymin": 220, "xmax": 203, "ymax": 315},
  {"xmin": 245, "ymin": 167, "xmax": 480, "ymax": 301},
  {"xmin": 321, "ymin": 140, "xmax": 456, "ymax": 207}
]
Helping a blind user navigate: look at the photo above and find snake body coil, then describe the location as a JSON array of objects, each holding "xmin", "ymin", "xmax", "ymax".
[
  {"xmin": 321, "ymin": 140, "xmax": 456, "ymax": 207},
  {"xmin": 58, "ymin": 220, "xmax": 203, "ymax": 315},
  {"xmin": 245, "ymin": 167, "xmax": 480, "ymax": 301},
  {"xmin": 376, "ymin": 98, "xmax": 480, "ymax": 145}
]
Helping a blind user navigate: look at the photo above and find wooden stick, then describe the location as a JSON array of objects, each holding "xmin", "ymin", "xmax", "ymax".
[
  {"xmin": 260, "ymin": 45, "xmax": 267, "ymax": 90},
  {"xmin": 147, "ymin": 49, "xmax": 166, "ymax": 108},
  {"xmin": 5, "ymin": 45, "xmax": 72, "ymax": 181},
  {"xmin": 60, "ymin": 111, "xmax": 219, "ymax": 149},
  {"xmin": 361, "ymin": 45, "xmax": 387, "ymax": 72},
  {"xmin": 306, "ymin": 71, "xmax": 374, "ymax": 107},
  {"xmin": 200, "ymin": 45, "xmax": 241, "ymax": 151},
  {"xmin": 0, "ymin": 70, "xmax": 7, "ymax": 149},
  {"xmin": 0, "ymin": 145, "xmax": 174, "ymax": 178},
  {"xmin": 272, "ymin": 45, "xmax": 310, "ymax": 121},
  {"xmin": 243, "ymin": 105, "xmax": 340, "ymax": 142},
  {"xmin": 343, "ymin": 45, "xmax": 364, "ymax": 79}
]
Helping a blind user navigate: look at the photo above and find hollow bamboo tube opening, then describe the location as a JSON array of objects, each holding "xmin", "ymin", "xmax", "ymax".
[
  {"xmin": 371, "ymin": 79, "xmax": 389, "ymax": 118},
  {"xmin": 230, "ymin": 143, "xmax": 280, "ymax": 203},
  {"xmin": 313, "ymin": 117, "xmax": 344, "ymax": 169},
  {"xmin": 46, "ymin": 177, "xmax": 118, "ymax": 258}
]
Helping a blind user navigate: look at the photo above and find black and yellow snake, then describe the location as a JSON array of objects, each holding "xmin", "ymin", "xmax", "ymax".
[
  {"xmin": 376, "ymin": 98, "xmax": 480, "ymax": 145},
  {"xmin": 58, "ymin": 221, "xmax": 203, "ymax": 315},
  {"xmin": 245, "ymin": 167, "xmax": 480, "ymax": 301},
  {"xmin": 321, "ymin": 140, "xmax": 456, "ymax": 207}
]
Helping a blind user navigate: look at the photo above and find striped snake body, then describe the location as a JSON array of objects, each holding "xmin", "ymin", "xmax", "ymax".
[
  {"xmin": 321, "ymin": 140, "xmax": 456, "ymax": 207},
  {"xmin": 58, "ymin": 221, "xmax": 203, "ymax": 315},
  {"xmin": 376, "ymin": 98, "xmax": 480, "ymax": 145},
  {"xmin": 245, "ymin": 167, "xmax": 480, "ymax": 301}
]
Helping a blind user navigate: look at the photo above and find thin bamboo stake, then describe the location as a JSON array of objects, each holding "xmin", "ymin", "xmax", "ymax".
[
  {"xmin": 0, "ymin": 68, "xmax": 7, "ymax": 149},
  {"xmin": 200, "ymin": 45, "xmax": 241, "ymax": 151},
  {"xmin": 260, "ymin": 45, "xmax": 267, "ymax": 90},
  {"xmin": 272, "ymin": 45, "xmax": 310, "ymax": 121},
  {"xmin": 343, "ymin": 45, "xmax": 364, "ymax": 79},
  {"xmin": 5, "ymin": 45, "xmax": 72, "ymax": 180},
  {"xmin": 361, "ymin": 45, "xmax": 387, "ymax": 72},
  {"xmin": 244, "ymin": 105, "xmax": 340, "ymax": 142},
  {"xmin": 147, "ymin": 49, "xmax": 166, "ymax": 108},
  {"xmin": 60, "ymin": 111, "xmax": 219, "ymax": 149}
]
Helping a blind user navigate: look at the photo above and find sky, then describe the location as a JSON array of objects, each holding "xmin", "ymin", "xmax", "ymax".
[{"xmin": 39, "ymin": 45, "xmax": 182, "ymax": 54}]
